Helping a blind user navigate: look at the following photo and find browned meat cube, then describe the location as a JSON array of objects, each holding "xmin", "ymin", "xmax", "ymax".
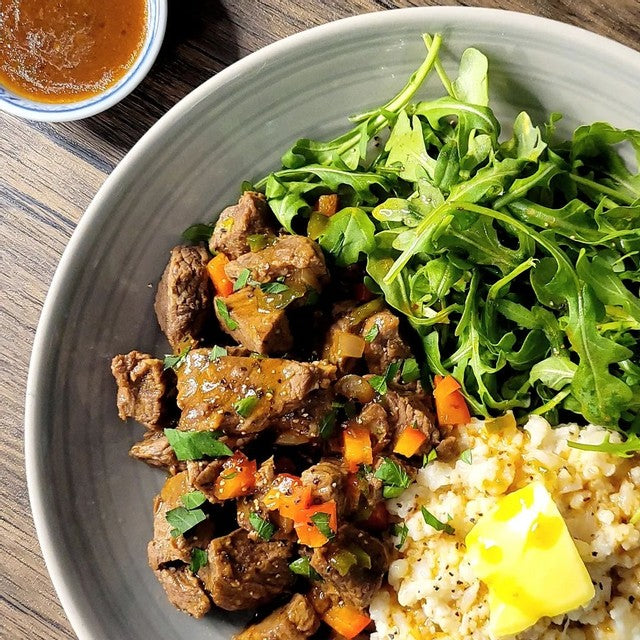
[
  {"xmin": 381, "ymin": 390, "xmax": 439, "ymax": 455},
  {"xmin": 355, "ymin": 402, "xmax": 390, "ymax": 454},
  {"xmin": 129, "ymin": 430, "xmax": 182, "ymax": 473},
  {"xmin": 309, "ymin": 525, "xmax": 389, "ymax": 610},
  {"xmin": 154, "ymin": 244, "xmax": 212, "ymax": 350},
  {"xmin": 147, "ymin": 472, "xmax": 214, "ymax": 570},
  {"xmin": 210, "ymin": 192, "xmax": 275, "ymax": 260},
  {"xmin": 300, "ymin": 458, "xmax": 355, "ymax": 518},
  {"xmin": 111, "ymin": 350, "xmax": 172, "ymax": 426},
  {"xmin": 272, "ymin": 389, "xmax": 334, "ymax": 446},
  {"xmin": 214, "ymin": 287, "xmax": 293, "ymax": 354},
  {"xmin": 176, "ymin": 350, "xmax": 336, "ymax": 435},
  {"xmin": 198, "ymin": 528, "xmax": 295, "ymax": 611},
  {"xmin": 185, "ymin": 459, "xmax": 224, "ymax": 503},
  {"xmin": 233, "ymin": 594, "xmax": 320, "ymax": 640},
  {"xmin": 225, "ymin": 235, "xmax": 329, "ymax": 292},
  {"xmin": 361, "ymin": 310, "xmax": 412, "ymax": 376},
  {"xmin": 154, "ymin": 566, "xmax": 211, "ymax": 618}
]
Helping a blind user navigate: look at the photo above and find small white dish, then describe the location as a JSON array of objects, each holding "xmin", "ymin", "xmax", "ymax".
[{"xmin": 0, "ymin": 0, "xmax": 167, "ymax": 122}]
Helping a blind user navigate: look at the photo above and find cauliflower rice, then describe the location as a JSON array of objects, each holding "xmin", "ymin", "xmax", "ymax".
[{"xmin": 370, "ymin": 416, "xmax": 640, "ymax": 640}]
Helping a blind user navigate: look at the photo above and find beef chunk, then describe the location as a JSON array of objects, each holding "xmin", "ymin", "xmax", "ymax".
[
  {"xmin": 214, "ymin": 287, "xmax": 293, "ymax": 354},
  {"xmin": 154, "ymin": 244, "xmax": 212, "ymax": 350},
  {"xmin": 381, "ymin": 390, "xmax": 440, "ymax": 455},
  {"xmin": 361, "ymin": 310, "xmax": 412, "ymax": 376},
  {"xmin": 154, "ymin": 566, "xmax": 211, "ymax": 618},
  {"xmin": 129, "ymin": 430, "xmax": 182, "ymax": 473},
  {"xmin": 111, "ymin": 351, "xmax": 172, "ymax": 426},
  {"xmin": 198, "ymin": 528, "xmax": 295, "ymax": 610},
  {"xmin": 186, "ymin": 459, "xmax": 224, "ymax": 503},
  {"xmin": 272, "ymin": 389, "xmax": 334, "ymax": 446},
  {"xmin": 355, "ymin": 402, "xmax": 390, "ymax": 455},
  {"xmin": 176, "ymin": 350, "xmax": 336, "ymax": 435},
  {"xmin": 301, "ymin": 459, "xmax": 355, "ymax": 518},
  {"xmin": 148, "ymin": 472, "xmax": 214, "ymax": 570},
  {"xmin": 309, "ymin": 525, "xmax": 389, "ymax": 609},
  {"xmin": 233, "ymin": 594, "xmax": 320, "ymax": 640},
  {"xmin": 225, "ymin": 235, "xmax": 329, "ymax": 292},
  {"xmin": 210, "ymin": 192, "xmax": 275, "ymax": 260}
]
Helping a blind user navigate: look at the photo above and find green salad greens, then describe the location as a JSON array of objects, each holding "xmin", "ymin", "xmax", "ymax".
[{"xmin": 250, "ymin": 34, "xmax": 640, "ymax": 435}]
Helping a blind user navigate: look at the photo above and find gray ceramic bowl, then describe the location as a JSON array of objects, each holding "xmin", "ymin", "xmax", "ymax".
[{"xmin": 25, "ymin": 7, "xmax": 640, "ymax": 640}]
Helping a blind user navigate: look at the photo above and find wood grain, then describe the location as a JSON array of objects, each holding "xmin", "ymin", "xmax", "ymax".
[{"xmin": 1, "ymin": 1, "xmax": 638, "ymax": 638}]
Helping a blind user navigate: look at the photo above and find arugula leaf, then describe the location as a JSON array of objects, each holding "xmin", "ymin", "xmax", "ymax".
[
  {"xmin": 215, "ymin": 298, "xmax": 238, "ymax": 331},
  {"xmin": 182, "ymin": 223, "xmax": 215, "ymax": 243},
  {"xmin": 568, "ymin": 433, "xmax": 640, "ymax": 458},
  {"xmin": 392, "ymin": 522, "xmax": 409, "ymax": 550},
  {"xmin": 452, "ymin": 47, "xmax": 489, "ymax": 107},
  {"xmin": 209, "ymin": 345, "xmax": 227, "ymax": 361},
  {"xmin": 249, "ymin": 512, "xmax": 276, "ymax": 541},
  {"xmin": 289, "ymin": 557, "xmax": 322, "ymax": 580},
  {"xmin": 181, "ymin": 491, "xmax": 206, "ymax": 510},
  {"xmin": 421, "ymin": 507, "xmax": 455, "ymax": 534},
  {"xmin": 163, "ymin": 345, "xmax": 191, "ymax": 371},
  {"xmin": 401, "ymin": 358, "xmax": 420, "ymax": 383},
  {"xmin": 166, "ymin": 506, "xmax": 207, "ymax": 538},
  {"xmin": 233, "ymin": 393, "xmax": 259, "ymax": 418},
  {"xmin": 529, "ymin": 356, "xmax": 577, "ymax": 391},
  {"xmin": 310, "ymin": 512, "xmax": 335, "ymax": 540},
  {"xmin": 234, "ymin": 268, "xmax": 252, "ymax": 291},
  {"xmin": 319, "ymin": 207, "xmax": 376, "ymax": 266},
  {"xmin": 374, "ymin": 457, "xmax": 412, "ymax": 498},
  {"xmin": 385, "ymin": 111, "xmax": 432, "ymax": 181},
  {"xmin": 369, "ymin": 361, "xmax": 401, "ymax": 395},
  {"xmin": 190, "ymin": 548, "xmax": 208, "ymax": 573},
  {"xmin": 164, "ymin": 429, "xmax": 233, "ymax": 461}
]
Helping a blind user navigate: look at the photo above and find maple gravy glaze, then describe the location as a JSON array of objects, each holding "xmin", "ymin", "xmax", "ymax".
[{"xmin": 0, "ymin": 0, "xmax": 147, "ymax": 103}]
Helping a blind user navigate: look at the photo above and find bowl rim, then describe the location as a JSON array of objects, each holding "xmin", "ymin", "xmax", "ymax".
[
  {"xmin": 0, "ymin": 0, "xmax": 168, "ymax": 123},
  {"xmin": 24, "ymin": 6, "xmax": 640, "ymax": 639}
]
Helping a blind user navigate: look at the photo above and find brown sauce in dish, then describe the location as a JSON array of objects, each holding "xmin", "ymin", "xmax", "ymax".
[{"xmin": 0, "ymin": 0, "xmax": 147, "ymax": 103}]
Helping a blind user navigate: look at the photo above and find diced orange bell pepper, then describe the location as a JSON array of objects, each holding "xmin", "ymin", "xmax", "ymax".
[
  {"xmin": 317, "ymin": 193, "xmax": 339, "ymax": 216},
  {"xmin": 294, "ymin": 500, "xmax": 338, "ymax": 547},
  {"xmin": 207, "ymin": 253, "xmax": 234, "ymax": 297},
  {"xmin": 323, "ymin": 604, "xmax": 372, "ymax": 639},
  {"xmin": 263, "ymin": 474, "xmax": 313, "ymax": 521},
  {"xmin": 342, "ymin": 425, "xmax": 373, "ymax": 473},
  {"xmin": 213, "ymin": 451, "xmax": 257, "ymax": 500},
  {"xmin": 362, "ymin": 501, "xmax": 389, "ymax": 531},
  {"xmin": 433, "ymin": 375, "xmax": 471, "ymax": 426},
  {"xmin": 393, "ymin": 427, "xmax": 428, "ymax": 458}
]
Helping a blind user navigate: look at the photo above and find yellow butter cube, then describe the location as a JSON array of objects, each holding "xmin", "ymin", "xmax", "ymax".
[{"xmin": 465, "ymin": 482, "xmax": 595, "ymax": 637}]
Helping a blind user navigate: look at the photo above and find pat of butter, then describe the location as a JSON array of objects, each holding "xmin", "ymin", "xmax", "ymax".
[{"xmin": 465, "ymin": 482, "xmax": 594, "ymax": 637}]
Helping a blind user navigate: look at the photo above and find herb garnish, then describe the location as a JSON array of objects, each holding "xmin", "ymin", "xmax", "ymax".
[
  {"xmin": 166, "ymin": 506, "xmax": 207, "ymax": 538},
  {"xmin": 181, "ymin": 490, "xmax": 207, "ymax": 510},
  {"xmin": 459, "ymin": 449, "xmax": 473, "ymax": 465},
  {"xmin": 181, "ymin": 223, "xmax": 215, "ymax": 243},
  {"xmin": 374, "ymin": 457, "xmax": 412, "ymax": 498},
  {"xmin": 423, "ymin": 449, "xmax": 437, "ymax": 467},
  {"xmin": 421, "ymin": 507, "xmax": 455, "ymax": 534},
  {"xmin": 233, "ymin": 268, "xmax": 252, "ymax": 291},
  {"xmin": 260, "ymin": 281, "xmax": 290, "ymax": 294},
  {"xmin": 233, "ymin": 393, "xmax": 259, "ymax": 418},
  {"xmin": 310, "ymin": 512, "xmax": 336, "ymax": 540},
  {"xmin": 215, "ymin": 298, "xmax": 238, "ymax": 330},
  {"xmin": 249, "ymin": 512, "xmax": 276, "ymax": 541},
  {"xmin": 163, "ymin": 344, "xmax": 191, "ymax": 371},
  {"xmin": 369, "ymin": 361, "xmax": 401, "ymax": 395},
  {"xmin": 209, "ymin": 345, "xmax": 227, "ymax": 361},
  {"xmin": 164, "ymin": 428, "xmax": 233, "ymax": 461},
  {"xmin": 401, "ymin": 358, "xmax": 420, "ymax": 384},
  {"xmin": 289, "ymin": 557, "xmax": 322, "ymax": 580},
  {"xmin": 190, "ymin": 548, "xmax": 208, "ymax": 573},
  {"xmin": 319, "ymin": 409, "xmax": 337, "ymax": 439},
  {"xmin": 392, "ymin": 522, "xmax": 409, "ymax": 550},
  {"xmin": 363, "ymin": 323, "xmax": 379, "ymax": 343}
]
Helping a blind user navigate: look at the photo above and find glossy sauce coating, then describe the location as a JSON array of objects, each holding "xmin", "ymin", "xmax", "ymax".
[{"xmin": 0, "ymin": 0, "xmax": 147, "ymax": 102}]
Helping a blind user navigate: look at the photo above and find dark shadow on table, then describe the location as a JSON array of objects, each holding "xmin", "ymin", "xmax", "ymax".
[{"xmin": 54, "ymin": 0, "xmax": 240, "ymax": 165}]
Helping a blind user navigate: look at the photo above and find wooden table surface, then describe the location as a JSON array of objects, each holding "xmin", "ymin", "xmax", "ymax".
[{"xmin": 1, "ymin": 1, "xmax": 639, "ymax": 638}]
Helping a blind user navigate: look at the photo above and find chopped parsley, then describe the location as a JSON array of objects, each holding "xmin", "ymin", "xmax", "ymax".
[
  {"xmin": 181, "ymin": 223, "xmax": 214, "ymax": 243},
  {"xmin": 163, "ymin": 344, "xmax": 191, "ymax": 370},
  {"xmin": 319, "ymin": 409, "xmax": 337, "ymax": 439},
  {"xmin": 260, "ymin": 281, "xmax": 290, "ymax": 294},
  {"xmin": 421, "ymin": 507, "xmax": 455, "ymax": 534},
  {"xmin": 249, "ymin": 512, "xmax": 276, "ymax": 541},
  {"xmin": 310, "ymin": 512, "xmax": 335, "ymax": 540},
  {"xmin": 369, "ymin": 361, "xmax": 401, "ymax": 395},
  {"xmin": 233, "ymin": 268, "xmax": 252, "ymax": 291},
  {"xmin": 289, "ymin": 557, "xmax": 322, "ymax": 580},
  {"xmin": 190, "ymin": 548, "xmax": 208, "ymax": 573},
  {"xmin": 459, "ymin": 449, "xmax": 473, "ymax": 465},
  {"xmin": 215, "ymin": 298, "xmax": 238, "ymax": 330},
  {"xmin": 568, "ymin": 433, "xmax": 640, "ymax": 458},
  {"xmin": 401, "ymin": 358, "xmax": 420, "ymax": 383},
  {"xmin": 164, "ymin": 428, "xmax": 233, "ymax": 461},
  {"xmin": 423, "ymin": 449, "xmax": 437, "ymax": 467},
  {"xmin": 363, "ymin": 323, "xmax": 379, "ymax": 343},
  {"xmin": 233, "ymin": 393, "xmax": 259, "ymax": 418},
  {"xmin": 166, "ymin": 506, "xmax": 207, "ymax": 538},
  {"xmin": 209, "ymin": 345, "xmax": 228, "ymax": 361},
  {"xmin": 392, "ymin": 522, "xmax": 409, "ymax": 550},
  {"xmin": 181, "ymin": 490, "xmax": 207, "ymax": 510},
  {"xmin": 374, "ymin": 457, "xmax": 412, "ymax": 498}
]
